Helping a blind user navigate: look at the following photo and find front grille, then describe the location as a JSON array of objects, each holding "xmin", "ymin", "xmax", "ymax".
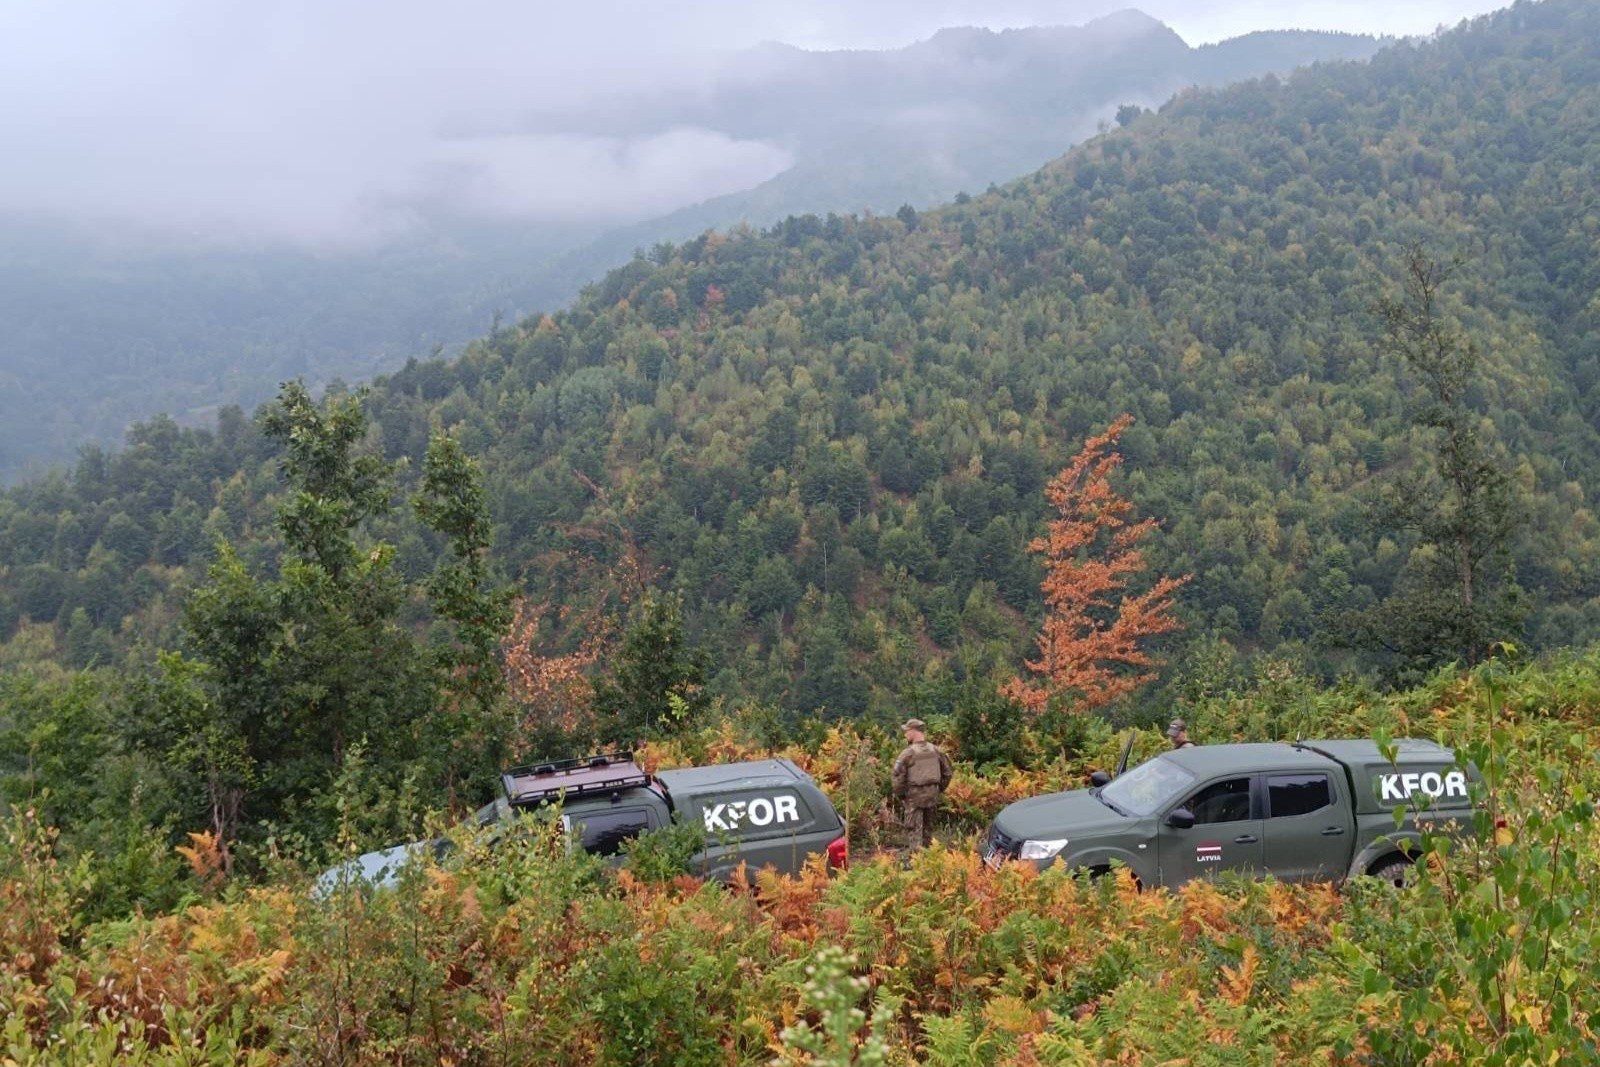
[{"xmin": 984, "ymin": 823, "xmax": 1019, "ymax": 859}]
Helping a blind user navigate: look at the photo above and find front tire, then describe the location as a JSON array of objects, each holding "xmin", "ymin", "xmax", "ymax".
[
  {"xmin": 1086, "ymin": 864, "xmax": 1142, "ymax": 891},
  {"xmin": 1368, "ymin": 854, "xmax": 1414, "ymax": 888}
]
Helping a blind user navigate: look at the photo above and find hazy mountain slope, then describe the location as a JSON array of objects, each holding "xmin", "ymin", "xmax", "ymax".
[
  {"xmin": 0, "ymin": 14, "xmax": 1379, "ymax": 481},
  {"xmin": 520, "ymin": 18, "xmax": 1382, "ymax": 315},
  {"xmin": 0, "ymin": 217, "xmax": 595, "ymax": 482},
  {"xmin": 5, "ymin": 1, "xmax": 1597, "ymax": 716}
]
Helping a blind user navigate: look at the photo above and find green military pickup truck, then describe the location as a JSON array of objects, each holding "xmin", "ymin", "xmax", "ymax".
[
  {"xmin": 983, "ymin": 740, "xmax": 1475, "ymax": 888},
  {"xmin": 320, "ymin": 752, "xmax": 847, "ymax": 892}
]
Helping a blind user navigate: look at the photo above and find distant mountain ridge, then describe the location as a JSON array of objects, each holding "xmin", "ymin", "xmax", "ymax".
[
  {"xmin": 522, "ymin": 15, "xmax": 1382, "ymax": 300},
  {"xmin": 0, "ymin": 12, "xmax": 1382, "ymax": 481}
]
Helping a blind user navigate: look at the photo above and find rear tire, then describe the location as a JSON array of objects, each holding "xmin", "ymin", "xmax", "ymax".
[{"xmin": 1368, "ymin": 854, "xmax": 1414, "ymax": 888}]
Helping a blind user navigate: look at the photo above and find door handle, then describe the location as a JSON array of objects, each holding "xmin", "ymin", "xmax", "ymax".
[
  {"xmin": 1321, "ymin": 827, "xmax": 1345, "ymax": 836},
  {"xmin": 1233, "ymin": 834, "xmax": 1257, "ymax": 844}
]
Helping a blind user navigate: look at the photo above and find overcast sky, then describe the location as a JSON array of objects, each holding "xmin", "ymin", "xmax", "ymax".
[{"xmin": 0, "ymin": 0, "xmax": 1508, "ymax": 250}]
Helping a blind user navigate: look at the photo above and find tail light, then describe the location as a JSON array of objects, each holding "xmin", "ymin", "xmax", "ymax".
[{"xmin": 826, "ymin": 834, "xmax": 849, "ymax": 870}]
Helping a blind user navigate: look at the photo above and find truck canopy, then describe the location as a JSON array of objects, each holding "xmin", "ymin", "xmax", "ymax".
[
  {"xmin": 654, "ymin": 758, "xmax": 807, "ymax": 794},
  {"xmin": 656, "ymin": 759, "xmax": 839, "ymax": 839},
  {"xmin": 1160, "ymin": 739, "xmax": 1472, "ymax": 816},
  {"xmin": 1296, "ymin": 739, "xmax": 1471, "ymax": 815}
]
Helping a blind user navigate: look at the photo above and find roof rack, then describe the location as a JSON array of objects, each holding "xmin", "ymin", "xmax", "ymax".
[{"xmin": 500, "ymin": 751, "xmax": 652, "ymax": 808}]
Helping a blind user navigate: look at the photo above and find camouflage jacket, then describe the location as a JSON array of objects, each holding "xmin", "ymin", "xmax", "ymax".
[{"xmin": 893, "ymin": 741, "xmax": 953, "ymax": 807}]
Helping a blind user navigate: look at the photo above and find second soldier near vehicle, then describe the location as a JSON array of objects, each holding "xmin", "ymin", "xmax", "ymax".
[
  {"xmin": 1167, "ymin": 718, "xmax": 1195, "ymax": 749},
  {"xmin": 892, "ymin": 718, "xmax": 953, "ymax": 850}
]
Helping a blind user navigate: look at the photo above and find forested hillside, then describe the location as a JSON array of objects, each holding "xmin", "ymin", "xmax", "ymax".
[
  {"xmin": 5, "ymin": 9, "xmax": 1600, "ymax": 1058},
  {"xmin": 3, "ymin": 0, "xmax": 1599, "ymax": 721},
  {"xmin": 0, "ymin": 15, "xmax": 1378, "ymax": 481},
  {"xmin": 0, "ymin": 216, "xmax": 591, "ymax": 480}
]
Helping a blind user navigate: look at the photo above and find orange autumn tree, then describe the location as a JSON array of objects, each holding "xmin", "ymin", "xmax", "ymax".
[
  {"xmin": 1003, "ymin": 414, "xmax": 1190, "ymax": 717},
  {"xmin": 500, "ymin": 530, "xmax": 652, "ymax": 747},
  {"xmin": 502, "ymin": 596, "xmax": 611, "ymax": 741}
]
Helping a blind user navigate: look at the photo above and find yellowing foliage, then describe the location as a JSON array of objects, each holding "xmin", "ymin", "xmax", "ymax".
[{"xmin": 2, "ymin": 653, "xmax": 1599, "ymax": 1063}]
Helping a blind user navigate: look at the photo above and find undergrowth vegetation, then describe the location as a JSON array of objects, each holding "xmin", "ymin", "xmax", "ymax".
[{"xmin": 2, "ymin": 649, "xmax": 1597, "ymax": 1064}]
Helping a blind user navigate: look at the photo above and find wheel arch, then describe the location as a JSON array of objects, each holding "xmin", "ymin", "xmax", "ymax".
[
  {"xmin": 1347, "ymin": 832, "xmax": 1424, "ymax": 882},
  {"xmin": 1065, "ymin": 846, "xmax": 1151, "ymax": 884}
]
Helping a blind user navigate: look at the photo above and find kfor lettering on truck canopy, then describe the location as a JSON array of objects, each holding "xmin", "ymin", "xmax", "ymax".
[{"xmin": 1294, "ymin": 739, "xmax": 1473, "ymax": 810}]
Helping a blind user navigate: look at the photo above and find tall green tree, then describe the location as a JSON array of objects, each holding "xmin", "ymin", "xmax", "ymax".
[
  {"xmin": 138, "ymin": 383, "xmax": 433, "ymax": 862},
  {"xmin": 414, "ymin": 429, "xmax": 514, "ymax": 787},
  {"xmin": 591, "ymin": 592, "xmax": 709, "ymax": 745},
  {"xmin": 256, "ymin": 383, "xmax": 426, "ymax": 775},
  {"xmin": 1345, "ymin": 249, "xmax": 1524, "ymax": 674}
]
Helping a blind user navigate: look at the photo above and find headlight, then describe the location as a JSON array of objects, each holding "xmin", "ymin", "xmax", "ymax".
[{"xmin": 1019, "ymin": 838, "xmax": 1068, "ymax": 861}]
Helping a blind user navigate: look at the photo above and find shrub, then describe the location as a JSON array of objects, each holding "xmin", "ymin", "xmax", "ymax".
[{"xmin": 3, "ymin": 651, "xmax": 1600, "ymax": 1062}]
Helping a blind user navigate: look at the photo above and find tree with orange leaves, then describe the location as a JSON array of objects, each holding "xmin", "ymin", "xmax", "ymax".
[
  {"xmin": 1003, "ymin": 414, "xmax": 1190, "ymax": 718},
  {"xmin": 502, "ymin": 596, "xmax": 612, "ymax": 743}
]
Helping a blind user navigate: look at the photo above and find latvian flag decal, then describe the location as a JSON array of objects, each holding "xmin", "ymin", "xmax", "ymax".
[{"xmin": 1196, "ymin": 841, "xmax": 1223, "ymax": 863}]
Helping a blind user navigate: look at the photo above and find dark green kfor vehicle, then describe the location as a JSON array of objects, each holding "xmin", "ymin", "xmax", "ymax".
[
  {"xmin": 983, "ymin": 740, "xmax": 1476, "ymax": 888},
  {"xmin": 321, "ymin": 752, "xmax": 847, "ymax": 892}
]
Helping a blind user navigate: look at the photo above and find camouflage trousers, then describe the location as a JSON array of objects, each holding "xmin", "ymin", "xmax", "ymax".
[{"xmin": 903, "ymin": 804, "xmax": 937, "ymax": 850}]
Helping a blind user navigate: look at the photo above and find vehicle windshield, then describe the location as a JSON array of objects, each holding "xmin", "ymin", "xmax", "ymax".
[
  {"xmin": 1100, "ymin": 755, "xmax": 1196, "ymax": 817},
  {"xmin": 469, "ymin": 797, "xmax": 510, "ymax": 827}
]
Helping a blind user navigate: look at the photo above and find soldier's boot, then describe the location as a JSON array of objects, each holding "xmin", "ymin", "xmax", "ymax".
[{"xmin": 918, "ymin": 806, "xmax": 935, "ymax": 849}]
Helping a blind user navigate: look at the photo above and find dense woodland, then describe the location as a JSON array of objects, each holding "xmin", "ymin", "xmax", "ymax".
[
  {"xmin": 4, "ymin": 0, "xmax": 1597, "ymax": 705},
  {"xmin": 3, "ymin": 2, "xmax": 1600, "ymax": 1061},
  {"xmin": 0, "ymin": 216, "xmax": 590, "ymax": 481}
]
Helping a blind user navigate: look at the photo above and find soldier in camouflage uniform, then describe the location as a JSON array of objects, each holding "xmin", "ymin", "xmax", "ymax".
[{"xmin": 892, "ymin": 718, "xmax": 953, "ymax": 850}]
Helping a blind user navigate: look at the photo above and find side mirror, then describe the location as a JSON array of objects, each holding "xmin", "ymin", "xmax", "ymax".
[
  {"xmin": 1089, "ymin": 770, "xmax": 1112, "ymax": 788},
  {"xmin": 1165, "ymin": 808, "xmax": 1195, "ymax": 830}
]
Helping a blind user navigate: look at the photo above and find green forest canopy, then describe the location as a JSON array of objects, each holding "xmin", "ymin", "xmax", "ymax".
[{"xmin": 2, "ymin": 0, "xmax": 1598, "ymax": 721}]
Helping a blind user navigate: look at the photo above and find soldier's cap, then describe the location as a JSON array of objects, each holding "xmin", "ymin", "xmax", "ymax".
[
  {"xmin": 901, "ymin": 718, "xmax": 926, "ymax": 732},
  {"xmin": 1166, "ymin": 718, "xmax": 1187, "ymax": 738}
]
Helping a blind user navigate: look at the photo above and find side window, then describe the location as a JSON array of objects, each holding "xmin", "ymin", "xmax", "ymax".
[
  {"xmin": 1268, "ymin": 774, "xmax": 1332, "ymax": 818},
  {"xmin": 572, "ymin": 808, "xmax": 654, "ymax": 857},
  {"xmin": 1183, "ymin": 777, "xmax": 1253, "ymax": 824}
]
